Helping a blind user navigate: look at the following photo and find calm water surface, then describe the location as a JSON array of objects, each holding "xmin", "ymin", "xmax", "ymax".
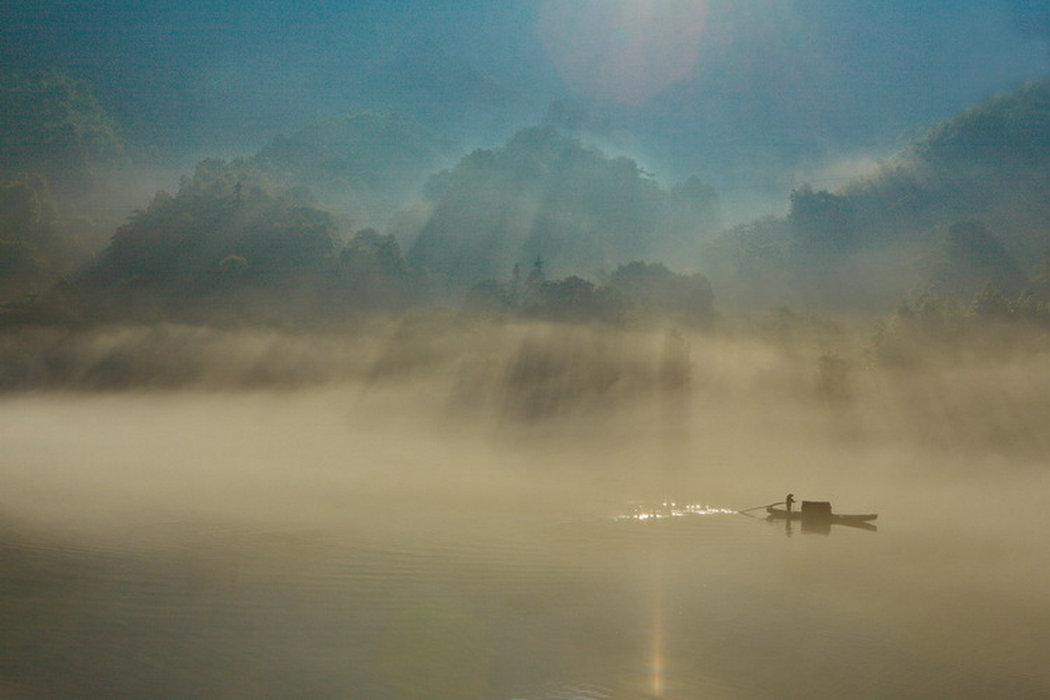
[{"xmin": 2, "ymin": 391, "xmax": 1048, "ymax": 698}]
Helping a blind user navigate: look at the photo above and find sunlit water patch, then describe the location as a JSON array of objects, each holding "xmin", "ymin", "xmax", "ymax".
[{"xmin": 615, "ymin": 502, "xmax": 739, "ymax": 522}]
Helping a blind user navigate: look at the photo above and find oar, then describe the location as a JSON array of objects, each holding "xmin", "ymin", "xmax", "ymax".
[
  {"xmin": 734, "ymin": 501, "xmax": 784, "ymax": 519},
  {"xmin": 738, "ymin": 501, "xmax": 784, "ymax": 513}
]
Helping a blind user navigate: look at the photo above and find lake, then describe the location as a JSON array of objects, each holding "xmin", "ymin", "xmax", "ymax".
[{"xmin": 2, "ymin": 364, "xmax": 1049, "ymax": 698}]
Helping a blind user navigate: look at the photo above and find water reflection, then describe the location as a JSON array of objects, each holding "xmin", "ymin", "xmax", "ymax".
[{"xmin": 770, "ymin": 516, "xmax": 879, "ymax": 536}]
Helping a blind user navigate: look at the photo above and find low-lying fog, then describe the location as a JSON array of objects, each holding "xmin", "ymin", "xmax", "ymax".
[{"xmin": 2, "ymin": 320, "xmax": 1049, "ymax": 698}]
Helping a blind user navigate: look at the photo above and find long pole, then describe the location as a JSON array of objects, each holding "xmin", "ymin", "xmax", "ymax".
[{"xmin": 738, "ymin": 501, "xmax": 784, "ymax": 513}]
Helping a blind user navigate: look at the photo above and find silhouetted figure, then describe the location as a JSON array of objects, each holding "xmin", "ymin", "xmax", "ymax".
[{"xmin": 785, "ymin": 493, "xmax": 795, "ymax": 513}]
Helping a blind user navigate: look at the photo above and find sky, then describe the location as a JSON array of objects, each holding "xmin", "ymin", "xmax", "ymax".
[{"xmin": 3, "ymin": 0, "xmax": 1049, "ymax": 216}]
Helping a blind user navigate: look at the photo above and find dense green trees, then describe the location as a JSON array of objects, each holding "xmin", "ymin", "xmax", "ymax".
[
  {"xmin": 704, "ymin": 77, "xmax": 1050, "ymax": 312},
  {"xmin": 251, "ymin": 112, "xmax": 456, "ymax": 225},
  {"xmin": 0, "ymin": 72, "xmax": 134, "ymax": 299},
  {"xmin": 909, "ymin": 77, "xmax": 1050, "ymax": 174},
  {"xmin": 60, "ymin": 159, "xmax": 419, "ymax": 323},
  {"xmin": 407, "ymin": 126, "xmax": 720, "ymax": 289},
  {"xmin": 466, "ymin": 260, "xmax": 714, "ymax": 326},
  {"xmin": 608, "ymin": 261, "xmax": 714, "ymax": 323},
  {"xmin": 0, "ymin": 178, "xmax": 71, "ymax": 297},
  {"xmin": 846, "ymin": 77, "xmax": 1050, "ymax": 255},
  {"xmin": 788, "ymin": 185, "xmax": 855, "ymax": 254},
  {"xmin": 921, "ymin": 220, "xmax": 1025, "ymax": 298},
  {"xmin": 0, "ymin": 71, "xmax": 126, "ymax": 183},
  {"xmin": 100, "ymin": 168, "xmax": 334, "ymax": 286},
  {"xmin": 333, "ymin": 229, "xmax": 413, "ymax": 310}
]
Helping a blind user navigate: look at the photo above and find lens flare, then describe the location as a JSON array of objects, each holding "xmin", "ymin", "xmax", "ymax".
[{"xmin": 539, "ymin": 0, "xmax": 710, "ymax": 105}]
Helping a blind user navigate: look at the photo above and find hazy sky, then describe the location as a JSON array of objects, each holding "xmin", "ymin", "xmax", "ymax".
[{"xmin": 3, "ymin": 1, "xmax": 1049, "ymax": 212}]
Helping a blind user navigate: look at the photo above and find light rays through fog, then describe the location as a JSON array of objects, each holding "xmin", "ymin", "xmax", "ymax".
[{"xmin": 538, "ymin": 0, "xmax": 710, "ymax": 104}]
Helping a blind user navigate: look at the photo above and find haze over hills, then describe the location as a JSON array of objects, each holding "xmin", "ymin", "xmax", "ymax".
[{"xmin": 3, "ymin": 71, "xmax": 1050, "ymax": 324}]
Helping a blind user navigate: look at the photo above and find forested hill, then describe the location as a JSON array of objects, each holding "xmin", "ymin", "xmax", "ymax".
[
  {"xmin": 0, "ymin": 71, "xmax": 128, "ymax": 184},
  {"xmin": 6, "ymin": 70, "xmax": 1050, "ymax": 323},
  {"xmin": 843, "ymin": 76, "xmax": 1050, "ymax": 250},
  {"xmin": 906, "ymin": 77, "xmax": 1050, "ymax": 176},
  {"xmin": 250, "ymin": 112, "xmax": 458, "ymax": 227},
  {"xmin": 0, "ymin": 95, "xmax": 455, "ymax": 305},
  {"xmin": 0, "ymin": 72, "xmax": 134, "ymax": 298},
  {"xmin": 705, "ymin": 77, "xmax": 1050, "ymax": 311},
  {"xmin": 406, "ymin": 126, "xmax": 721, "ymax": 288}
]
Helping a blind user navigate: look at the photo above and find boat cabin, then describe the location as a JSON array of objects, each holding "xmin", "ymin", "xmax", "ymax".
[{"xmin": 800, "ymin": 501, "xmax": 832, "ymax": 518}]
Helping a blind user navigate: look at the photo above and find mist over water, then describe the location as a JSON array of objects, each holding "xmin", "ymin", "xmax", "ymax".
[{"xmin": 2, "ymin": 322, "xmax": 1049, "ymax": 698}]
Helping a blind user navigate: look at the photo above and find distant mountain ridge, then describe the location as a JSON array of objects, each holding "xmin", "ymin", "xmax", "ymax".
[
  {"xmin": 845, "ymin": 76, "xmax": 1050, "ymax": 251},
  {"xmin": 704, "ymin": 76, "xmax": 1050, "ymax": 311},
  {"xmin": 8, "ymin": 73, "xmax": 1050, "ymax": 320}
]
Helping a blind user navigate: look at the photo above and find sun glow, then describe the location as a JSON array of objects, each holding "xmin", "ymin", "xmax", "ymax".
[{"xmin": 538, "ymin": 0, "xmax": 710, "ymax": 104}]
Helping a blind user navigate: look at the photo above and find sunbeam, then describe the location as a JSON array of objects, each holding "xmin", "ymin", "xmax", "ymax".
[{"xmin": 538, "ymin": 0, "xmax": 710, "ymax": 104}]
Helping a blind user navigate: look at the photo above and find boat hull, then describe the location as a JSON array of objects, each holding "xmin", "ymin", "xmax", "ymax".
[{"xmin": 766, "ymin": 507, "xmax": 877, "ymax": 523}]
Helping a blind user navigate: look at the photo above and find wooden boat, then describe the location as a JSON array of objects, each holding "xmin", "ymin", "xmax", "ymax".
[{"xmin": 766, "ymin": 506, "xmax": 877, "ymax": 524}]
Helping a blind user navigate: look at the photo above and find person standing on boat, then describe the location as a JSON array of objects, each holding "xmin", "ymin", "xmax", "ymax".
[{"xmin": 785, "ymin": 493, "xmax": 795, "ymax": 513}]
